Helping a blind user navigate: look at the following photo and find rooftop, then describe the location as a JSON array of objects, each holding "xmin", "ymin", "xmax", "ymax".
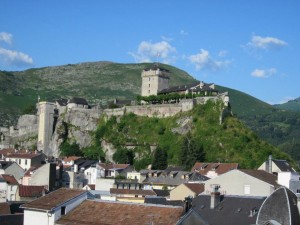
[
  {"xmin": 110, "ymin": 188, "xmax": 156, "ymax": 196},
  {"xmin": 192, "ymin": 162, "xmax": 239, "ymax": 176},
  {"xmin": 1, "ymin": 174, "xmax": 19, "ymax": 185},
  {"xmin": 18, "ymin": 185, "xmax": 47, "ymax": 198},
  {"xmin": 56, "ymin": 200, "xmax": 183, "ymax": 225},
  {"xmin": 21, "ymin": 188, "xmax": 87, "ymax": 211},
  {"xmin": 239, "ymin": 169, "xmax": 279, "ymax": 187},
  {"xmin": 184, "ymin": 183, "xmax": 205, "ymax": 195}
]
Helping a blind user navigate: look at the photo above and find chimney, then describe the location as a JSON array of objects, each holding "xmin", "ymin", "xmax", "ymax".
[
  {"xmin": 210, "ymin": 184, "xmax": 221, "ymax": 209},
  {"xmin": 268, "ymin": 155, "xmax": 272, "ymax": 173},
  {"xmin": 74, "ymin": 164, "xmax": 78, "ymax": 173},
  {"xmin": 184, "ymin": 196, "xmax": 193, "ymax": 213}
]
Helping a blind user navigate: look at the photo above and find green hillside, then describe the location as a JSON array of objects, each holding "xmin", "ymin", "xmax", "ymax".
[
  {"xmin": 1, "ymin": 61, "xmax": 299, "ymax": 164},
  {"xmin": 274, "ymin": 97, "xmax": 300, "ymax": 112},
  {"xmin": 76, "ymin": 101, "xmax": 294, "ymax": 170}
]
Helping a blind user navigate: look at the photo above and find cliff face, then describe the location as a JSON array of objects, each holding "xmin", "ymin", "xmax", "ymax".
[{"xmin": 49, "ymin": 108, "xmax": 103, "ymax": 157}]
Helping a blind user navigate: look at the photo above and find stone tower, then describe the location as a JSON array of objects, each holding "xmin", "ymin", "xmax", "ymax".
[
  {"xmin": 37, "ymin": 102, "xmax": 57, "ymax": 156},
  {"xmin": 141, "ymin": 64, "xmax": 170, "ymax": 96}
]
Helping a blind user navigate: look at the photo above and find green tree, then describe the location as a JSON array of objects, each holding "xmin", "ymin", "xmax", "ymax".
[
  {"xmin": 113, "ymin": 148, "xmax": 134, "ymax": 164},
  {"xmin": 151, "ymin": 146, "xmax": 168, "ymax": 170},
  {"xmin": 180, "ymin": 133, "xmax": 205, "ymax": 170},
  {"xmin": 60, "ymin": 142, "xmax": 82, "ymax": 157}
]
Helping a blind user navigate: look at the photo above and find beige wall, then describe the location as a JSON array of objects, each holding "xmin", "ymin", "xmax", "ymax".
[
  {"xmin": 204, "ymin": 170, "xmax": 275, "ymax": 197},
  {"xmin": 170, "ymin": 184, "xmax": 196, "ymax": 201}
]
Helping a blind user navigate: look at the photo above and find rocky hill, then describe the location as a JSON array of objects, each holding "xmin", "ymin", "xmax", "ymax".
[{"xmin": 0, "ymin": 61, "xmax": 299, "ymax": 163}]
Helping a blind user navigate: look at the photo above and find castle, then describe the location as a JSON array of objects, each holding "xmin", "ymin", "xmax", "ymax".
[{"xmin": 0, "ymin": 65, "xmax": 229, "ymax": 157}]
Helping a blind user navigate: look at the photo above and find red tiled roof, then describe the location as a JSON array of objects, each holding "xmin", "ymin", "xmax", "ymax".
[
  {"xmin": 5, "ymin": 152, "xmax": 41, "ymax": 159},
  {"xmin": 21, "ymin": 188, "xmax": 87, "ymax": 211},
  {"xmin": 0, "ymin": 202, "xmax": 11, "ymax": 215},
  {"xmin": 62, "ymin": 156, "xmax": 82, "ymax": 163},
  {"xmin": 19, "ymin": 185, "xmax": 46, "ymax": 197},
  {"xmin": 56, "ymin": 200, "xmax": 183, "ymax": 225},
  {"xmin": 1, "ymin": 174, "xmax": 19, "ymax": 185},
  {"xmin": 98, "ymin": 163, "xmax": 130, "ymax": 170},
  {"xmin": 110, "ymin": 188, "xmax": 157, "ymax": 196},
  {"xmin": 23, "ymin": 165, "xmax": 43, "ymax": 177},
  {"xmin": 192, "ymin": 162, "xmax": 239, "ymax": 176},
  {"xmin": 184, "ymin": 183, "xmax": 205, "ymax": 195}
]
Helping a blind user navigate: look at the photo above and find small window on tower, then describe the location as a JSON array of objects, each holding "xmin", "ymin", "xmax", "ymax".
[
  {"xmin": 149, "ymin": 77, "xmax": 150, "ymax": 81},
  {"xmin": 149, "ymin": 84, "xmax": 150, "ymax": 87},
  {"xmin": 148, "ymin": 90, "xmax": 150, "ymax": 94}
]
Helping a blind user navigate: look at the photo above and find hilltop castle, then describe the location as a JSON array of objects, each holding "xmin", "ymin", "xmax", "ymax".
[{"xmin": 0, "ymin": 65, "xmax": 229, "ymax": 157}]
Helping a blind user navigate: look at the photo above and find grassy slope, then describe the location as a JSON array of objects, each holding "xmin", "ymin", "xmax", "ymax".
[{"xmin": 93, "ymin": 101, "xmax": 293, "ymax": 170}]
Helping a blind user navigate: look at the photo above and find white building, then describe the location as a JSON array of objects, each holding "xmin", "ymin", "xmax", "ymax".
[{"xmin": 21, "ymin": 188, "xmax": 87, "ymax": 225}]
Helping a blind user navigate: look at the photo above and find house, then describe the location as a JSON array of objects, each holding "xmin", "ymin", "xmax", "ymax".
[
  {"xmin": 55, "ymin": 199, "xmax": 184, "ymax": 225},
  {"xmin": 67, "ymin": 97, "xmax": 89, "ymax": 109},
  {"xmin": 256, "ymin": 187, "xmax": 300, "ymax": 225},
  {"xmin": 61, "ymin": 156, "xmax": 82, "ymax": 166},
  {"xmin": 97, "ymin": 163, "xmax": 133, "ymax": 178},
  {"xmin": 110, "ymin": 188, "xmax": 157, "ymax": 203},
  {"xmin": 142, "ymin": 169, "xmax": 208, "ymax": 190},
  {"xmin": 0, "ymin": 174, "xmax": 19, "ymax": 202},
  {"xmin": 203, "ymin": 169, "xmax": 279, "ymax": 197},
  {"xmin": 21, "ymin": 188, "xmax": 87, "ymax": 225},
  {"xmin": 191, "ymin": 162, "xmax": 239, "ymax": 178},
  {"xmin": 176, "ymin": 190, "xmax": 266, "ymax": 225},
  {"xmin": 5, "ymin": 151, "xmax": 44, "ymax": 171},
  {"xmin": 21, "ymin": 163, "xmax": 57, "ymax": 191},
  {"xmin": 144, "ymin": 196, "xmax": 183, "ymax": 207},
  {"xmin": 0, "ymin": 160, "xmax": 24, "ymax": 181},
  {"xmin": 16, "ymin": 185, "xmax": 47, "ymax": 201},
  {"xmin": 170, "ymin": 183, "xmax": 205, "ymax": 201},
  {"xmin": 258, "ymin": 155, "xmax": 295, "ymax": 175},
  {"xmin": 0, "ymin": 202, "xmax": 24, "ymax": 225},
  {"xmin": 61, "ymin": 159, "xmax": 97, "ymax": 188}
]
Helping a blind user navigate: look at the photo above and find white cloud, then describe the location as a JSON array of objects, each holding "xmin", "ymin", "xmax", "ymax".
[
  {"xmin": 180, "ymin": 30, "xmax": 188, "ymax": 36},
  {"xmin": 0, "ymin": 47, "xmax": 33, "ymax": 67},
  {"xmin": 161, "ymin": 36, "xmax": 173, "ymax": 42},
  {"xmin": 247, "ymin": 35, "xmax": 287, "ymax": 50},
  {"xmin": 129, "ymin": 41, "xmax": 176, "ymax": 64},
  {"xmin": 251, "ymin": 68, "xmax": 277, "ymax": 78},
  {"xmin": 188, "ymin": 49, "xmax": 230, "ymax": 71},
  {"xmin": 0, "ymin": 32, "xmax": 13, "ymax": 45}
]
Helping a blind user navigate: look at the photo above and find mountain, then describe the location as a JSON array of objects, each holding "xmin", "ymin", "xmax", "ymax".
[
  {"xmin": 274, "ymin": 97, "xmax": 300, "ymax": 112},
  {"xmin": 0, "ymin": 61, "xmax": 299, "ymax": 164}
]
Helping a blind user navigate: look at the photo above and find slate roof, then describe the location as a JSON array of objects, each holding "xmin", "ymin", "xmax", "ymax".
[
  {"xmin": 144, "ymin": 63, "xmax": 170, "ymax": 73},
  {"xmin": 0, "ymin": 161, "xmax": 14, "ymax": 170},
  {"xmin": 21, "ymin": 188, "xmax": 87, "ymax": 211},
  {"xmin": 143, "ymin": 171, "xmax": 190, "ymax": 186},
  {"xmin": 0, "ymin": 203, "xmax": 11, "ymax": 215},
  {"xmin": 1, "ymin": 174, "xmax": 19, "ymax": 185},
  {"xmin": 68, "ymin": 97, "xmax": 88, "ymax": 105},
  {"xmin": 159, "ymin": 82, "xmax": 217, "ymax": 95},
  {"xmin": 272, "ymin": 159, "xmax": 295, "ymax": 172},
  {"xmin": 192, "ymin": 162, "xmax": 239, "ymax": 176},
  {"xmin": 184, "ymin": 183, "xmax": 205, "ymax": 195},
  {"xmin": 75, "ymin": 159, "xmax": 98, "ymax": 170},
  {"xmin": 56, "ymin": 199, "xmax": 183, "ymax": 225},
  {"xmin": 153, "ymin": 189, "xmax": 170, "ymax": 197},
  {"xmin": 177, "ymin": 195, "xmax": 265, "ymax": 225},
  {"xmin": 110, "ymin": 188, "xmax": 156, "ymax": 196},
  {"xmin": 256, "ymin": 187, "xmax": 300, "ymax": 225},
  {"xmin": 145, "ymin": 196, "xmax": 183, "ymax": 207},
  {"xmin": 18, "ymin": 185, "xmax": 46, "ymax": 197},
  {"xmin": 56, "ymin": 98, "xmax": 68, "ymax": 106},
  {"xmin": 239, "ymin": 169, "xmax": 279, "ymax": 187}
]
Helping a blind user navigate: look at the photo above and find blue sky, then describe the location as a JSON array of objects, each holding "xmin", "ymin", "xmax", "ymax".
[{"xmin": 0, "ymin": 1, "xmax": 299, "ymax": 104}]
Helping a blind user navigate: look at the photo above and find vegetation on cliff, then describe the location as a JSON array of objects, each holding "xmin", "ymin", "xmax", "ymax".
[{"xmin": 78, "ymin": 100, "xmax": 294, "ymax": 171}]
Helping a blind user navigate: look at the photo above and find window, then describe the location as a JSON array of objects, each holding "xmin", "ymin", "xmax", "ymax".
[
  {"xmin": 61, "ymin": 206, "xmax": 66, "ymax": 215},
  {"xmin": 149, "ymin": 84, "xmax": 150, "ymax": 87},
  {"xmin": 19, "ymin": 159, "xmax": 21, "ymax": 164},
  {"xmin": 148, "ymin": 90, "xmax": 150, "ymax": 94},
  {"xmin": 25, "ymin": 159, "xmax": 27, "ymax": 165},
  {"xmin": 244, "ymin": 185, "xmax": 250, "ymax": 195}
]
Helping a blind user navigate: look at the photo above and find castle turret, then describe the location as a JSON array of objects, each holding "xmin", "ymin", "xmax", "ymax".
[
  {"xmin": 141, "ymin": 64, "xmax": 170, "ymax": 97},
  {"xmin": 37, "ymin": 102, "xmax": 57, "ymax": 156}
]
